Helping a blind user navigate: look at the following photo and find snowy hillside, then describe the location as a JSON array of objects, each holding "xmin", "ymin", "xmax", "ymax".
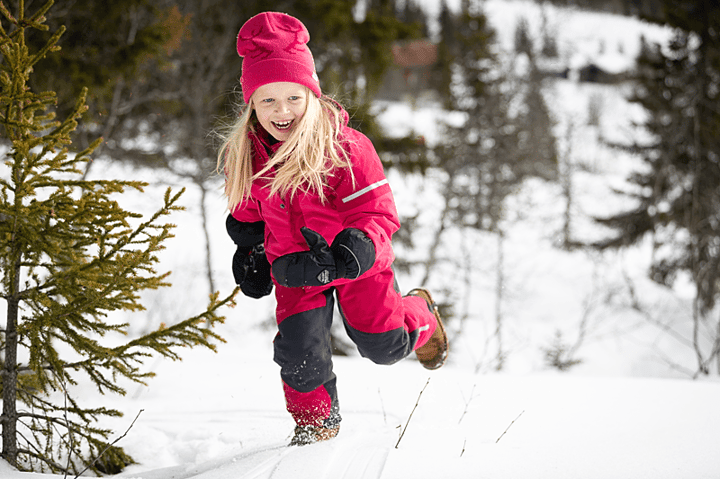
[
  {"xmin": 3, "ymin": 348, "xmax": 719, "ymax": 479},
  {"xmin": 4, "ymin": 1, "xmax": 720, "ymax": 479},
  {"xmin": 373, "ymin": 1, "xmax": 688, "ymax": 378}
]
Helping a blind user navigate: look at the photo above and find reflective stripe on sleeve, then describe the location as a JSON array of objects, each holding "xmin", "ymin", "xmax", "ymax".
[{"xmin": 341, "ymin": 179, "xmax": 389, "ymax": 204}]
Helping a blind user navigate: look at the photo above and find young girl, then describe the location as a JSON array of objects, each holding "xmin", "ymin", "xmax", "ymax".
[{"xmin": 217, "ymin": 11, "xmax": 448, "ymax": 446}]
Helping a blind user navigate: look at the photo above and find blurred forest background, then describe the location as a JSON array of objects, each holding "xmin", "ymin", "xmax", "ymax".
[
  {"xmin": 3, "ymin": 0, "xmax": 720, "ymax": 473},
  {"xmin": 18, "ymin": 0, "xmax": 720, "ymax": 377}
]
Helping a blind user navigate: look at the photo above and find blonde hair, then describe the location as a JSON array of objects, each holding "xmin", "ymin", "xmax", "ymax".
[{"xmin": 217, "ymin": 89, "xmax": 353, "ymax": 211}]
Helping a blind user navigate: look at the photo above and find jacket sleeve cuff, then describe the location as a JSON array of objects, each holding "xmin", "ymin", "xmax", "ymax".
[{"xmin": 226, "ymin": 215, "xmax": 265, "ymax": 250}]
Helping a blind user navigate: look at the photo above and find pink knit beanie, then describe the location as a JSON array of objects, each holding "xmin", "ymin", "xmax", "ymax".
[{"xmin": 237, "ymin": 12, "xmax": 321, "ymax": 104}]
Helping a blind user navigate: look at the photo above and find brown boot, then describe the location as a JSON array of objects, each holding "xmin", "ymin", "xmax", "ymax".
[
  {"xmin": 408, "ymin": 288, "xmax": 448, "ymax": 370},
  {"xmin": 289, "ymin": 424, "xmax": 340, "ymax": 446}
]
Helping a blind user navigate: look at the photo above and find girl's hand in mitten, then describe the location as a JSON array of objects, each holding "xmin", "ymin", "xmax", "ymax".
[
  {"xmin": 330, "ymin": 227, "xmax": 375, "ymax": 280},
  {"xmin": 226, "ymin": 215, "xmax": 272, "ymax": 298},
  {"xmin": 272, "ymin": 227, "xmax": 375, "ymax": 288},
  {"xmin": 235, "ymin": 244, "xmax": 273, "ymax": 298}
]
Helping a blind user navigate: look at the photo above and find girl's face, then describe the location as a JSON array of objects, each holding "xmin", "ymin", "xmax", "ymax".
[{"xmin": 252, "ymin": 82, "xmax": 308, "ymax": 142}]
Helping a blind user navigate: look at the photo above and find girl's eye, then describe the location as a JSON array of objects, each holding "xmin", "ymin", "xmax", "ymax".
[{"xmin": 261, "ymin": 98, "xmax": 274, "ymax": 104}]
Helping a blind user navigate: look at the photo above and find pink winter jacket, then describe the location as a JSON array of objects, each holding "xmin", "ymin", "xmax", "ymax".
[{"xmin": 231, "ymin": 110, "xmax": 401, "ymax": 286}]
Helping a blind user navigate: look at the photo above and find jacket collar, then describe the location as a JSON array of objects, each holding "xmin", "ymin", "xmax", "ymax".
[{"xmin": 253, "ymin": 124, "xmax": 283, "ymax": 155}]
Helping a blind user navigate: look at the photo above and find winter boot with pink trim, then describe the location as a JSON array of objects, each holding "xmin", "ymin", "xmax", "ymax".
[{"xmin": 408, "ymin": 288, "xmax": 448, "ymax": 370}]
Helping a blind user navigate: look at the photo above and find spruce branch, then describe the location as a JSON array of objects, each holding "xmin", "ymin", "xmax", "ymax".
[
  {"xmin": 0, "ymin": 2, "xmax": 16, "ymax": 26},
  {"xmin": 57, "ymin": 288, "xmax": 236, "ymax": 394},
  {"xmin": 27, "ymin": 24, "xmax": 64, "ymax": 69},
  {"xmin": 24, "ymin": 0, "xmax": 54, "ymax": 29}
]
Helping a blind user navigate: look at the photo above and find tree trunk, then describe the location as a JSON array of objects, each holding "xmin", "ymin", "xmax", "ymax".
[
  {"xmin": 1, "ymin": 256, "xmax": 21, "ymax": 467},
  {"xmin": 494, "ymin": 229, "xmax": 505, "ymax": 371},
  {"xmin": 421, "ymin": 184, "xmax": 451, "ymax": 287},
  {"xmin": 197, "ymin": 181, "xmax": 215, "ymax": 296},
  {"xmin": 561, "ymin": 120, "xmax": 574, "ymax": 250}
]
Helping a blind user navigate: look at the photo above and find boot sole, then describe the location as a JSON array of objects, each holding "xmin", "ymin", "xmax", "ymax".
[{"xmin": 408, "ymin": 288, "xmax": 448, "ymax": 370}]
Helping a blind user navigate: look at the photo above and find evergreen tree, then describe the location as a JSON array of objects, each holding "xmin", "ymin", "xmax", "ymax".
[
  {"xmin": 399, "ymin": 0, "xmax": 430, "ymax": 38},
  {"xmin": 429, "ymin": 0, "xmax": 558, "ymax": 369},
  {"xmin": 426, "ymin": 0, "xmax": 522, "ymax": 370},
  {"xmin": 434, "ymin": 1, "xmax": 523, "ymax": 232},
  {"xmin": 514, "ymin": 16, "xmax": 533, "ymax": 57},
  {"xmin": 517, "ymin": 68, "xmax": 558, "ymax": 181},
  {"xmin": 24, "ymin": 0, "xmax": 182, "ymax": 167},
  {"xmin": 0, "ymin": 1, "xmax": 234, "ymax": 472},
  {"xmin": 432, "ymin": 0, "xmax": 457, "ymax": 109},
  {"xmin": 593, "ymin": 0, "xmax": 720, "ymax": 375},
  {"xmin": 514, "ymin": 37, "xmax": 559, "ymax": 182}
]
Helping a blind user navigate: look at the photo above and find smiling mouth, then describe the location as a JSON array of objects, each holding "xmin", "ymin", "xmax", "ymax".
[{"xmin": 273, "ymin": 120, "xmax": 293, "ymax": 130}]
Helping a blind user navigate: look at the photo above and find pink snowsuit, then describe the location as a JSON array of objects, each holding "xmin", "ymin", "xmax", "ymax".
[{"xmin": 231, "ymin": 108, "xmax": 437, "ymax": 429}]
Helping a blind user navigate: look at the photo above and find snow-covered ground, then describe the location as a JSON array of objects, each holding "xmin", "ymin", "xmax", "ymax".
[
  {"xmin": 3, "ymin": 345, "xmax": 719, "ymax": 479},
  {"xmin": 4, "ymin": 1, "xmax": 720, "ymax": 478}
]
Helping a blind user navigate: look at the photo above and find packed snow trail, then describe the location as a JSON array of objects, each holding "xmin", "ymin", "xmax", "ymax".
[
  {"xmin": 255, "ymin": 429, "xmax": 391, "ymax": 479},
  {"xmin": 126, "ymin": 426, "xmax": 394, "ymax": 479}
]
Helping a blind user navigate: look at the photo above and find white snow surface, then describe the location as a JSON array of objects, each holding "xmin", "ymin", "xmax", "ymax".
[
  {"xmin": 2, "ymin": 349, "xmax": 719, "ymax": 478},
  {"xmin": 3, "ymin": 2, "xmax": 720, "ymax": 479}
]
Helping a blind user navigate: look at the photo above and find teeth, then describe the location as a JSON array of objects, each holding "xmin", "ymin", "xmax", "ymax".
[{"xmin": 274, "ymin": 120, "xmax": 292, "ymax": 129}]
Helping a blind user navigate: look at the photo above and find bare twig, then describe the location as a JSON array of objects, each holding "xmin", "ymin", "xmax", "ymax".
[
  {"xmin": 474, "ymin": 331, "xmax": 498, "ymax": 374},
  {"xmin": 378, "ymin": 388, "xmax": 387, "ymax": 425},
  {"xmin": 495, "ymin": 410, "xmax": 524, "ymax": 444},
  {"xmin": 458, "ymin": 383, "xmax": 477, "ymax": 424},
  {"xmin": 73, "ymin": 409, "xmax": 144, "ymax": 478},
  {"xmin": 395, "ymin": 378, "xmax": 431, "ymax": 449},
  {"xmin": 623, "ymin": 270, "xmax": 694, "ymax": 348}
]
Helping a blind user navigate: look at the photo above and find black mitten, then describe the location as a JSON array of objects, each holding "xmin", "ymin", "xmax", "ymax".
[
  {"xmin": 226, "ymin": 215, "xmax": 272, "ymax": 298},
  {"xmin": 330, "ymin": 228, "xmax": 376, "ymax": 280},
  {"xmin": 235, "ymin": 244, "xmax": 273, "ymax": 298},
  {"xmin": 272, "ymin": 227, "xmax": 375, "ymax": 288}
]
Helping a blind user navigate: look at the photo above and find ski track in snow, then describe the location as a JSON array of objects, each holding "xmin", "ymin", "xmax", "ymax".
[
  {"xmin": 224, "ymin": 428, "xmax": 392, "ymax": 479},
  {"xmin": 116, "ymin": 413, "xmax": 395, "ymax": 479},
  {"xmin": 260, "ymin": 434, "xmax": 390, "ymax": 479},
  {"xmin": 136, "ymin": 430, "xmax": 393, "ymax": 479}
]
